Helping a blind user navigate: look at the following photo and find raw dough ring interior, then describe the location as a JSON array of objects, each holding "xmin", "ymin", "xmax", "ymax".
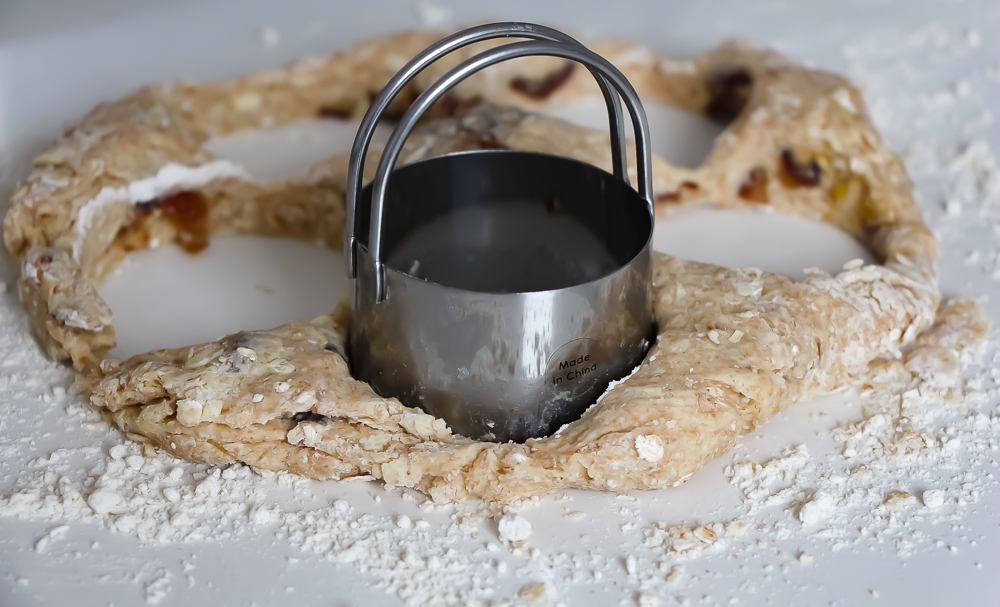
[{"xmin": 4, "ymin": 31, "xmax": 942, "ymax": 502}]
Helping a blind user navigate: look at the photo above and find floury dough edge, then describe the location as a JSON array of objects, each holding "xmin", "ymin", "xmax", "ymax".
[{"xmin": 2, "ymin": 28, "xmax": 979, "ymax": 503}]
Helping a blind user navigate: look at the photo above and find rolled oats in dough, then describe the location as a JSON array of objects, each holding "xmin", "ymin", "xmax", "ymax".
[{"xmin": 3, "ymin": 29, "xmax": 965, "ymax": 502}]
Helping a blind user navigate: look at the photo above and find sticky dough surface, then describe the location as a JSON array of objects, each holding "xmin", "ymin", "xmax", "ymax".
[{"xmin": 4, "ymin": 31, "xmax": 948, "ymax": 502}]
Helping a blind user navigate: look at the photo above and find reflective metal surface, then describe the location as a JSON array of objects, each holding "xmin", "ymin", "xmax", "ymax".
[
  {"xmin": 344, "ymin": 22, "xmax": 627, "ymax": 279},
  {"xmin": 348, "ymin": 25, "xmax": 655, "ymax": 442}
]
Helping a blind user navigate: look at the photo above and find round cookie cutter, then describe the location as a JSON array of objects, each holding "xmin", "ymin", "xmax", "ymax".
[{"xmin": 347, "ymin": 23, "xmax": 656, "ymax": 442}]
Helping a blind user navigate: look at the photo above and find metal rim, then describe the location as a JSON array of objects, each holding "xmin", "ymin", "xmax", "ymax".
[
  {"xmin": 344, "ymin": 22, "xmax": 627, "ymax": 279},
  {"xmin": 365, "ymin": 39, "xmax": 654, "ymax": 303},
  {"xmin": 354, "ymin": 148, "xmax": 654, "ymax": 298}
]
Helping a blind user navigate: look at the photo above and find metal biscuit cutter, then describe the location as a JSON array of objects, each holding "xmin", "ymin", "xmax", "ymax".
[{"xmin": 346, "ymin": 23, "xmax": 654, "ymax": 443}]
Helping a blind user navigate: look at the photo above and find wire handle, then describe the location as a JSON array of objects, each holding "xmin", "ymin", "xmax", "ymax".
[
  {"xmin": 345, "ymin": 22, "xmax": 628, "ymax": 279},
  {"xmin": 353, "ymin": 34, "xmax": 654, "ymax": 303}
]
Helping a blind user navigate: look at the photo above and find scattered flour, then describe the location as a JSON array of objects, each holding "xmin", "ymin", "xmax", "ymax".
[
  {"xmin": 634, "ymin": 435, "xmax": 665, "ymax": 462},
  {"xmin": 33, "ymin": 524, "xmax": 69, "ymax": 554},
  {"xmin": 798, "ymin": 492, "xmax": 838, "ymax": 526},
  {"xmin": 414, "ymin": 3, "xmax": 452, "ymax": 27},
  {"xmin": 922, "ymin": 489, "xmax": 947, "ymax": 508},
  {"xmin": 498, "ymin": 514, "xmax": 532, "ymax": 543},
  {"xmin": 649, "ymin": 298, "xmax": 1000, "ymax": 570},
  {"xmin": 144, "ymin": 570, "xmax": 173, "ymax": 605},
  {"xmin": 259, "ymin": 27, "xmax": 280, "ymax": 48}
]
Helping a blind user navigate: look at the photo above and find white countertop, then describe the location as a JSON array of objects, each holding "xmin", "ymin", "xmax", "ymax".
[{"xmin": 1, "ymin": 1, "xmax": 998, "ymax": 606}]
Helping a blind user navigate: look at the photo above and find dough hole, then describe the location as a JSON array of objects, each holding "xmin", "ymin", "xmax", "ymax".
[
  {"xmin": 536, "ymin": 97, "xmax": 726, "ymax": 170},
  {"xmin": 653, "ymin": 208, "xmax": 876, "ymax": 280},
  {"xmin": 98, "ymin": 236, "xmax": 346, "ymax": 358}
]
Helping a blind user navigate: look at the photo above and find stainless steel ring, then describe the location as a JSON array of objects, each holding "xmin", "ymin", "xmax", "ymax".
[
  {"xmin": 364, "ymin": 38, "xmax": 654, "ymax": 303},
  {"xmin": 344, "ymin": 22, "xmax": 627, "ymax": 279}
]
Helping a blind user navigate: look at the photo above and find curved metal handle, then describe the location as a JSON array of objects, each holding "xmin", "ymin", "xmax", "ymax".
[
  {"xmin": 345, "ymin": 22, "xmax": 627, "ymax": 279},
  {"xmin": 366, "ymin": 39, "xmax": 654, "ymax": 303}
]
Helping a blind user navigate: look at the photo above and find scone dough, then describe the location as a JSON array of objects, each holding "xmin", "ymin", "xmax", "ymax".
[{"xmin": 4, "ymin": 31, "xmax": 945, "ymax": 502}]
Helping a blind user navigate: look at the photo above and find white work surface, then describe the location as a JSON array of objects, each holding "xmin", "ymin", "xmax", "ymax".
[{"xmin": 1, "ymin": 1, "xmax": 998, "ymax": 606}]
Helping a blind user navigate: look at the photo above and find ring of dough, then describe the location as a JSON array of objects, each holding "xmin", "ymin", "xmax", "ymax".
[{"xmin": 4, "ymin": 31, "xmax": 944, "ymax": 502}]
